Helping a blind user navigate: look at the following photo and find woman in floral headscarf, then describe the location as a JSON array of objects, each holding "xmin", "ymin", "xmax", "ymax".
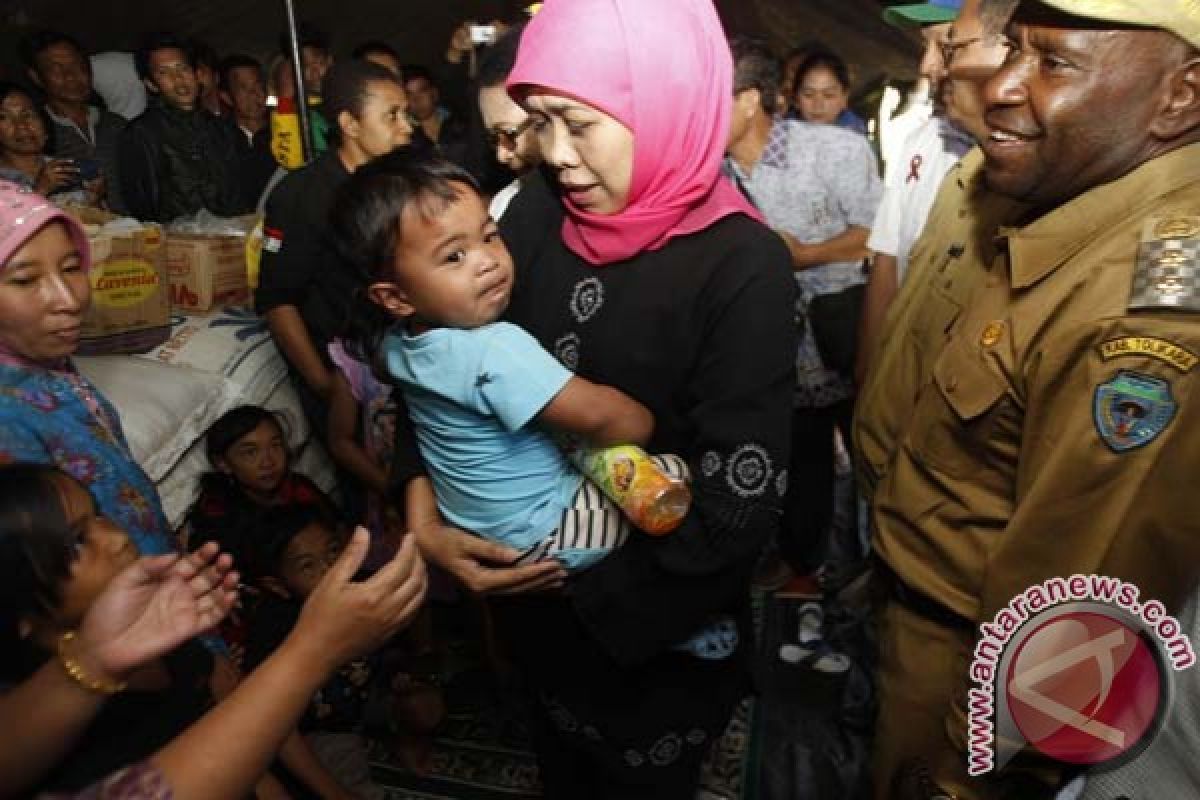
[{"xmin": 398, "ymin": 0, "xmax": 798, "ymax": 796}]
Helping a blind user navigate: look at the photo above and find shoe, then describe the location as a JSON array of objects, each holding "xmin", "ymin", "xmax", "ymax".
[
  {"xmin": 795, "ymin": 601, "xmax": 824, "ymax": 645},
  {"xmin": 779, "ymin": 640, "xmax": 852, "ymax": 674}
]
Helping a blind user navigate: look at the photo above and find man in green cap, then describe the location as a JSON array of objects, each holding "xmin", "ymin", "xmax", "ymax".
[{"xmin": 856, "ymin": 0, "xmax": 1200, "ymax": 797}]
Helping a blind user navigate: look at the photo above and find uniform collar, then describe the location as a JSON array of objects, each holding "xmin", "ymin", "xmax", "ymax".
[{"xmin": 1002, "ymin": 143, "xmax": 1200, "ymax": 289}]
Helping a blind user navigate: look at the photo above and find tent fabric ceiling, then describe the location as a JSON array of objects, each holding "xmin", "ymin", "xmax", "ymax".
[{"xmin": 2, "ymin": 0, "xmax": 919, "ymax": 94}]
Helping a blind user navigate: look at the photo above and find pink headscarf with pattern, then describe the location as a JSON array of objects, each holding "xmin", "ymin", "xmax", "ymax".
[
  {"xmin": 0, "ymin": 180, "xmax": 92, "ymax": 366},
  {"xmin": 507, "ymin": 0, "xmax": 761, "ymax": 265}
]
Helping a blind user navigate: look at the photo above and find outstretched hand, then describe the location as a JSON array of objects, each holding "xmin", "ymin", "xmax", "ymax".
[
  {"xmin": 79, "ymin": 543, "xmax": 238, "ymax": 679},
  {"xmin": 293, "ymin": 527, "xmax": 428, "ymax": 672}
]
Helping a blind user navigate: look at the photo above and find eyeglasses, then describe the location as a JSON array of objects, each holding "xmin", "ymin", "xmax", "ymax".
[
  {"xmin": 487, "ymin": 116, "xmax": 535, "ymax": 150},
  {"xmin": 939, "ymin": 36, "xmax": 982, "ymax": 66}
]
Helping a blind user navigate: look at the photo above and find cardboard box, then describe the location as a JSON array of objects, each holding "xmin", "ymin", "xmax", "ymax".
[
  {"xmin": 165, "ymin": 233, "xmax": 250, "ymax": 311},
  {"xmin": 76, "ymin": 219, "xmax": 171, "ymax": 355}
]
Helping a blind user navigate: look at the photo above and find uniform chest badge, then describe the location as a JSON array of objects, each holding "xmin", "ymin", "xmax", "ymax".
[{"xmin": 1093, "ymin": 370, "xmax": 1177, "ymax": 453}]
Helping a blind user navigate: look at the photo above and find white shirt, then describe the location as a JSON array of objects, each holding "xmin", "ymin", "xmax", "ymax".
[
  {"xmin": 489, "ymin": 179, "xmax": 521, "ymax": 220},
  {"xmin": 866, "ymin": 115, "xmax": 973, "ymax": 282},
  {"xmin": 90, "ymin": 52, "xmax": 147, "ymax": 121}
]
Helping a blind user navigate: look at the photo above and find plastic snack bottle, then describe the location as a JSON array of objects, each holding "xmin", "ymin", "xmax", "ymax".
[{"xmin": 570, "ymin": 444, "xmax": 691, "ymax": 535}]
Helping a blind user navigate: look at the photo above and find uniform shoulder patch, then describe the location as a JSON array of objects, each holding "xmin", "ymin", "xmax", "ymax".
[
  {"xmin": 1093, "ymin": 370, "xmax": 1177, "ymax": 453},
  {"xmin": 1129, "ymin": 215, "xmax": 1200, "ymax": 312},
  {"xmin": 1098, "ymin": 337, "xmax": 1197, "ymax": 373}
]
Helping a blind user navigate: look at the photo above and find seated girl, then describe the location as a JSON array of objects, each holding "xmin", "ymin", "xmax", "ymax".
[
  {"xmin": 186, "ymin": 405, "xmax": 337, "ymax": 548},
  {"xmin": 332, "ymin": 151, "xmax": 687, "ymax": 573}
]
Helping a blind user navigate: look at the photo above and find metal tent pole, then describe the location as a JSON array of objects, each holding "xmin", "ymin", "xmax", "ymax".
[{"xmin": 282, "ymin": 0, "xmax": 314, "ymax": 163}]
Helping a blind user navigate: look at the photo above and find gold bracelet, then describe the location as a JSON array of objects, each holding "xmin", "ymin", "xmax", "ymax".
[{"xmin": 57, "ymin": 631, "xmax": 127, "ymax": 695}]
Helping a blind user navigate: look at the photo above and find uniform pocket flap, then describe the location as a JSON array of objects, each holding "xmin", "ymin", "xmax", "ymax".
[{"xmin": 933, "ymin": 341, "xmax": 1007, "ymax": 421}]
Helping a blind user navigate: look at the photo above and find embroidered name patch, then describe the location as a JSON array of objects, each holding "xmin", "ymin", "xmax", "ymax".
[
  {"xmin": 1093, "ymin": 370, "xmax": 1177, "ymax": 453},
  {"xmin": 1098, "ymin": 337, "xmax": 1197, "ymax": 373}
]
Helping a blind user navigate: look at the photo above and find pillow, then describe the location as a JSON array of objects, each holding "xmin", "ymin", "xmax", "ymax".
[
  {"xmin": 135, "ymin": 307, "xmax": 288, "ymax": 400},
  {"xmin": 75, "ymin": 355, "xmax": 240, "ymax": 482}
]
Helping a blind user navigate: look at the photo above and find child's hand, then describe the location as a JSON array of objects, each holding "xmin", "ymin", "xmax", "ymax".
[
  {"xmin": 411, "ymin": 522, "xmax": 566, "ymax": 595},
  {"xmin": 290, "ymin": 528, "xmax": 427, "ymax": 673}
]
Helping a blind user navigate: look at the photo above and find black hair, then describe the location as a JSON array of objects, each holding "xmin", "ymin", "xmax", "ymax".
[
  {"xmin": 0, "ymin": 81, "xmax": 34, "ymax": 107},
  {"xmin": 188, "ymin": 39, "xmax": 220, "ymax": 75},
  {"xmin": 19, "ymin": 30, "xmax": 86, "ymax": 71},
  {"xmin": 0, "ymin": 82, "xmax": 53, "ymax": 155},
  {"xmin": 280, "ymin": 21, "xmax": 331, "ymax": 58},
  {"xmin": 794, "ymin": 48, "xmax": 852, "ymax": 95},
  {"xmin": 730, "ymin": 37, "xmax": 782, "ymax": 115},
  {"xmin": 352, "ymin": 40, "xmax": 401, "ymax": 67},
  {"xmin": 330, "ymin": 148, "xmax": 480, "ymax": 363},
  {"xmin": 203, "ymin": 405, "xmax": 290, "ymax": 470},
  {"xmin": 187, "ymin": 406, "xmax": 293, "ymax": 559},
  {"xmin": 476, "ymin": 22, "xmax": 528, "ymax": 90},
  {"xmin": 239, "ymin": 503, "xmax": 336, "ymax": 587},
  {"xmin": 0, "ymin": 464, "xmax": 85, "ymax": 680},
  {"xmin": 320, "ymin": 58, "xmax": 403, "ymax": 146},
  {"xmin": 135, "ymin": 32, "xmax": 193, "ymax": 81},
  {"xmin": 218, "ymin": 54, "xmax": 264, "ymax": 92},
  {"xmin": 399, "ymin": 63, "xmax": 435, "ymax": 87}
]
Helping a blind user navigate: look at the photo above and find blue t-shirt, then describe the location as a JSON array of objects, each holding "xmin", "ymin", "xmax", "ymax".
[{"xmin": 384, "ymin": 322, "xmax": 584, "ymax": 552}]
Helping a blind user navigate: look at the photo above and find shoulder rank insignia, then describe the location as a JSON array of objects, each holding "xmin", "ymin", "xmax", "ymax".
[
  {"xmin": 1093, "ymin": 370, "xmax": 1177, "ymax": 453},
  {"xmin": 1129, "ymin": 215, "xmax": 1200, "ymax": 312}
]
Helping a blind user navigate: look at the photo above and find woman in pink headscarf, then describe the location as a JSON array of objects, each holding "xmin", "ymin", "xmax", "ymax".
[{"xmin": 400, "ymin": 0, "xmax": 798, "ymax": 795}]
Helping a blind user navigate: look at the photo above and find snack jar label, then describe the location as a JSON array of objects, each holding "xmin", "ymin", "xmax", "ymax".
[{"xmin": 90, "ymin": 258, "xmax": 160, "ymax": 308}]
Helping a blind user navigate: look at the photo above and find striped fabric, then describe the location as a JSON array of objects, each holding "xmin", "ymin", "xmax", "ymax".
[{"xmin": 517, "ymin": 454, "xmax": 689, "ymax": 565}]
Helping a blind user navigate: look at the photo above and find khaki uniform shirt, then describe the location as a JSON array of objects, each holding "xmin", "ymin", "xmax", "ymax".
[{"xmin": 855, "ymin": 143, "xmax": 1200, "ymax": 625}]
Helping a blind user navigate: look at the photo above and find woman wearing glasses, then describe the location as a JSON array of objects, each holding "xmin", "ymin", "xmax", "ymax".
[{"xmin": 475, "ymin": 23, "xmax": 539, "ymax": 218}]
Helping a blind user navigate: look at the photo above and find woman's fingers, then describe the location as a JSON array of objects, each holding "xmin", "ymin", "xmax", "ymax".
[
  {"xmin": 458, "ymin": 534, "xmax": 524, "ymax": 567},
  {"xmin": 490, "ymin": 567, "xmax": 566, "ymax": 596},
  {"xmin": 468, "ymin": 559, "xmax": 565, "ymax": 595}
]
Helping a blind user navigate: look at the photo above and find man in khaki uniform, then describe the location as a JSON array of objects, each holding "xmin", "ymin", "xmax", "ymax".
[{"xmin": 854, "ymin": 1, "xmax": 1200, "ymax": 797}]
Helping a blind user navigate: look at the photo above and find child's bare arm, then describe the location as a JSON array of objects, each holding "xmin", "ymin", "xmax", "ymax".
[
  {"xmin": 326, "ymin": 374, "xmax": 389, "ymax": 495},
  {"xmin": 536, "ymin": 376, "xmax": 654, "ymax": 447}
]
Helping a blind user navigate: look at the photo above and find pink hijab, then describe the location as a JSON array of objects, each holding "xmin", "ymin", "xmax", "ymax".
[
  {"xmin": 0, "ymin": 180, "xmax": 92, "ymax": 367},
  {"xmin": 507, "ymin": 0, "xmax": 761, "ymax": 265}
]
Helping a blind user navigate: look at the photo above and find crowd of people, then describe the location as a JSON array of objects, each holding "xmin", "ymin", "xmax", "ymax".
[{"xmin": 0, "ymin": 0, "xmax": 1199, "ymax": 798}]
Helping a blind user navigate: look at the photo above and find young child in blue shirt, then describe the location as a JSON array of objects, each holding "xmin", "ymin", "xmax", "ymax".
[{"xmin": 333, "ymin": 151, "xmax": 687, "ymax": 573}]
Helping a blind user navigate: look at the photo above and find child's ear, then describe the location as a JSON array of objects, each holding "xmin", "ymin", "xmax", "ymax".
[
  {"xmin": 17, "ymin": 618, "xmax": 33, "ymax": 640},
  {"xmin": 214, "ymin": 456, "xmax": 232, "ymax": 475},
  {"xmin": 260, "ymin": 576, "xmax": 291, "ymax": 599},
  {"xmin": 368, "ymin": 281, "xmax": 416, "ymax": 318}
]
